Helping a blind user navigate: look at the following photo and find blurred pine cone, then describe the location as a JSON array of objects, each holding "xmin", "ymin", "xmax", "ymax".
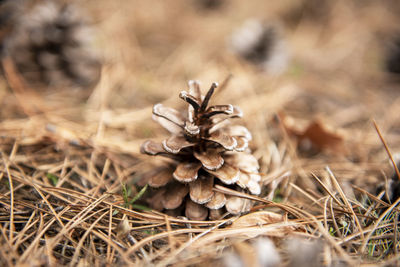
[
  {"xmin": 0, "ymin": 0, "xmax": 101, "ymax": 90},
  {"xmin": 140, "ymin": 81, "xmax": 261, "ymax": 220},
  {"xmin": 230, "ymin": 20, "xmax": 289, "ymax": 75},
  {"xmin": 386, "ymin": 36, "xmax": 400, "ymax": 75},
  {"xmin": 195, "ymin": 0, "xmax": 225, "ymax": 10}
]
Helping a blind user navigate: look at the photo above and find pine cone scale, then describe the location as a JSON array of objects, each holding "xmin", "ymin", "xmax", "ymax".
[
  {"xmin": 225, "ymin": 196, "xmax": 250, "ymax": 215},
  {"xmin": 234, "ymin": 136, "xmax": 248, "ymax": 151},
  {"xmin": 206, "ymin": 130, "xmax": 237, "ymax": 150},
  {"xmin": 193, "ymin": 150, "xmax": 224, "ymax": 171},
  {"xmin": 148, "ymin": 168, "xmax": 173, "ymax": 188},
  {"xmin": 185, "ymin": 199, "xmax": 208, "ymax": 221},
  {"xmin": 179, "ymin": 91, "xmax": 200, "ymax": 110},
  {"xmin": 227, "ymin": 125, "xmax": 252, "ymax": 140},
  {"xmin": 152, "ymin": 114, "xmax": 182, "ymax": 134},
  {"xmin": 161, "ymin": 183, "xmax": 188, "ymax": 210},
  {"xmin": 162, "ymin": 135, "xmax": 193, "ymax": 154},
  {"xmin": 205, "ymin": 191, "xmax": 226, "ymax": 209},
  {"xmin": 153, "ymin": 104, "xmax": 185, "ymax": 128},
  {"xmin": 206, "ymin": 163, "xmax": 240, "ymax": 185},
  {"xmin": 173, "ymin": 161, "xmax": 202, "ymax": 182},
  {"xmin": 189, "ymin": 176, "xmax": 214, "ymax": 204},
  {"xmin": 141, "ymin": 140, "xmax": 165, "ymax": 156}
]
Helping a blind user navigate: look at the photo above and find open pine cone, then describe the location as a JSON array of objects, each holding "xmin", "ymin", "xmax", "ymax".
[{"xmin": 140, "ymin": 81, "xmax": 262, "ymax": 220}]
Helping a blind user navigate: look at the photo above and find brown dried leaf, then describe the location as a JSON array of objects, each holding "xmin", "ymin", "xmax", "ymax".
[
  {"xmin": 173, "ymin": 161, "xmax": 202, "ymax": 182},
  {"xmin": 185, "ymin": 199, "xmax": 208, "ymax": 221},
  {"xmin": 194, "ymin": 149, "xmax": 224, "ymax": 170},
  {"xmin": 282, "ymin": 115, "xmax": 345, "ymax": 153},
  {"xmin": 301, "ymin": 120, "xmax": 344, "ymax": 152},
  {"xmin": 162, "ymin": 135, "xmax": 193, "ymax": 154},
  {"xmin": 189, "ymin": 176, "xmax": 214, "ymax": 204},
  {"xmin": 206, "ymin": 163, "xmax": 240, "ymax": 184},
  {"xmin": 231, "ymin": 212, "xmax": 290, "ymax": 231}
]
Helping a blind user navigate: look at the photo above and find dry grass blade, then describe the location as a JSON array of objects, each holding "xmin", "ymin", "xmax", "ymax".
[
  {"xmin": 3, "ymin": 158, "xmax": 15, "ymax": 244},
  {"xmin": 373, "ymin": 120, "xmax": 400, "ymax": 182},
  {"xmin": 325, "ymin": 166, "xmax": 365, "ymax": 239},
  {"xmin": 155, "ymin": 218, "xmax": 233, "ymax": 266},
  {"xmin": 360, "ymin": 198, "xmax": 400, "ymax": 254},
  {"xmin": 311, "ymin": 173, "xmax": 343, "ymax": 207},
  {"xmin": 70, "ymin": 211, "xmax": 108, "ymax": 265}
]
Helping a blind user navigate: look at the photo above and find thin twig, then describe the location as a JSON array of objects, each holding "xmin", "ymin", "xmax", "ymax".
[{"xmin": 373, "ymin": 120, "xmax": 400, "ymax": 181}]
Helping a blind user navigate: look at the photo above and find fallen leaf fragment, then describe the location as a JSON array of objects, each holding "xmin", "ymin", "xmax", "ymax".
[
  {"xmin": 231, "ymin": 211, "xmax": 285, "ymax": 228},
  {"xmin": 279, "ymin": 114, "xmax": 345, "ymax": 154},
  {"xmin": 300, "ymin": 120, "xmax": 344, "ymax": 152}
]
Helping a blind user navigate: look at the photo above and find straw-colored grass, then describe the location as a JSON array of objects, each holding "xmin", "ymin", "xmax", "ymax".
[{"xmin": 1, "ymin": 0, "xmax": 400, "ymax": 266}]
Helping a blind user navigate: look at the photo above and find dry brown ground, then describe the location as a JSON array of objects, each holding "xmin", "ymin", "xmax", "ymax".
[{"xmin": 1, "ymin": 0, "xmax": 400, "ymax": 266}]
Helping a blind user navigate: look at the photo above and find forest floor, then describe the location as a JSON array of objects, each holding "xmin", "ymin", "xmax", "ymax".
[{"xmin": 2, "ymin": 0, "xmax": 400, "ymax": 266}]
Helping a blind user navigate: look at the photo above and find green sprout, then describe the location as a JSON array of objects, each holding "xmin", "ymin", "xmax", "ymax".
[
  {"xmin": 47, "ymin": 173, "xmax": 59, "ymax": 186},
  {"xmin": 121, "ymin": 184, "xmax": 150, "ymax": 211}
]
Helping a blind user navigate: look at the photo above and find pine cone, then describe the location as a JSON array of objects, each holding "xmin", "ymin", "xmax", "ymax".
[
  {"xmin": 386, "ymin": 35, "xmax": 400, "ymax": 75},
  {"xmin": 140, "ymin": 81, "xmax": 261, "ymax": 220},
  {"xmin": 230, "ymin": 20, "xmax": 289, "ymax": 75},
  {"xmin": 194, "ymin": 0, "xmax": 225, "ymax": 10},
  {"xmin": 1, "ymin": 0, "xmax": 101, "ymax": 90}
]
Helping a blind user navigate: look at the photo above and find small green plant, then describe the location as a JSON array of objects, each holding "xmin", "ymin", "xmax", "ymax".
[
  {"xmin": 47, "ymin": 173, "xmax": 59, "ymax": 186},
  {"xmin": 121, "ymin": 184, "xmax": 150, "ymax": 210},
  {"xmin": 272, "ymin": 188, "xmax": 283, "ymax": 203},
  {"xmin": 142, "ymin": 229, "xmax": 158, "ymax": 235},
  {"xmin": 366, "ymin": 210, "xmax": 399, "ymax": 258},
  {"xmin": 329, "ymin": 226, "xmax": 336, "ymax": 236}
]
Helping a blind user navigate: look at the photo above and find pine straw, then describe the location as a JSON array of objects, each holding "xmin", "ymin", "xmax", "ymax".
[
  {"xmin": 1, "ymin": 118, "xmax": 399, "ymax": 266},
  {"xmin": 2, "ymin": 0, "xmax": 400, "ymax": 266}
]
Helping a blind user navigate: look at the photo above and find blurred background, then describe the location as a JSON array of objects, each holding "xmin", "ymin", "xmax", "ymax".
[{"xmin": 3, "ymin": 1, "xmax": 400, "ymax": 264}]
